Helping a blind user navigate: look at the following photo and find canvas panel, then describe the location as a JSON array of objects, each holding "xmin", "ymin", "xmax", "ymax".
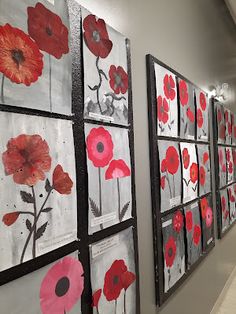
[
  {"xmin": 216, "ymin": 104, "xmax": 226, "ymax": 144},
  {"xmin": 197, "ymin": 144, "xmax": 211, "ymax": 196},
  {"xmin": 220, "ymin": 189, "xmax": 230, "ymax": 233},
  {"xmin": 225, "ymin": 109, "xmax": 232, "ymax": 145},
  {"xmin": 228, "ymin": 185, "xmax": 236, "ymax": 223},
  {"xmin": 218, "ymin": 147, "xmax": 227, "ymax": 188},
  {"xmin": 195, "ymin": 89, "xmax": 209, "ymax": 141},
  {"xmin": 226, "ymin": 147, "xmax": 234, "ymax": 184},
  {"xmin": 199, "ymin": 195, "xmax": 214, "ymax": 252}
]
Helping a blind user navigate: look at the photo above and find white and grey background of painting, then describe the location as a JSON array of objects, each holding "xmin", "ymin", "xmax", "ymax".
[
  {"xmin": 155, "ymin": 63, "xmax": 178, "ymax": 138},
  {"xmin": 0, "ymin": 112, "xmax": 77, "ymax": 271},
  {"xmin": 162, "ymin": 213, "xmax": 185, "ymax": 293},
  {"xmin": 198, "ymin": 144, "xmax": 211, "ymax": 196},
  {"xmin": 158, "ymin": 140, "xmax": 181, "ymax": 212},
  {"xmin": 184, "ymin": 203, "xmax": 202, "ymax": 267},
  {"xmin": 90, "ymin": 227, "xmax": 136, "ymax": 314},
  {"xmin": 220, "ymin": 189, "xmax": 230, "ymax": 231},
  {"xmin": 82, "ymin": 7, "xmax": 128, "ymax": 126},
  {"xmin": 0, "ymin": 252, "xmax": 81, "ymax": 314},
  {"xmin": 0, "ymin": 0, "xmax": 72, "ymax": 115},
  {"xmin": 85, "ymin": 123, "xmax": 132, "ymax": 235},
  {"xmin": 180, "ymin": 82, "xmax": 195, "ymax": 139}
]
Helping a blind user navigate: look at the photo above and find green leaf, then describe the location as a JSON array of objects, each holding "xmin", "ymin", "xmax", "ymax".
[
  {"xmin": 42, "ymin": 207, "xmax": 53, "ymax": 213},
  {"xmin": 120, "ymin": 201, "xmax": 130, "ymax": 221},
  {"xmin": 45, "ymin": 179, "xmax": 51, "ymax": 193},
  {"xmin": 35, "ymin": 222, "xmax": 48, "ymax": 240},
  {"xmin": 89, "ymin": 198, "xmax": 100, "ymax": 217},
  {"xmin": 20, "ymin": 191, "xmax": 34, "ymax": 203},
  {"xmin": 26, "ymin": 219, "xmax": 32, "ymax": 231}
]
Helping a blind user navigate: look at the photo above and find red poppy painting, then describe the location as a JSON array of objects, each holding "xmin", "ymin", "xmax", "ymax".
[
  {"xmin": 164, "ymin": 237, "xmax": 177, "ymax": 268},
  {"xmin": 226, "ymin": 148, "xmax": 234, "ymax": 184},
  {"xmin": 224, "ymin": 109, "xmax": 232, "ymax": 145},
  {"xmin": 86, "ymin": 124, "xmax": 132, "ymax": 234},
  {"xmin": 220, "ymin": 189, "xmax": 230, "ymax": 232},
  {"xmin": 155, "ymin": 64, "xmax": 178, "ymax": 137},
  {"xmin": 216, "ymin": 104, "xmax": 226, "ymax": 144},
  {"xmin": 83, "ymin": 8, "xmax": 129, "ymax": 126},
  {"xmin": 218, "ymin": 147, "xmax": 227, "ymax": 188},
  {"xmin": 197, "ymin": 145, "xmax": 211, "ymax": 196},
  {"xmin": 233, "ymin": 113, "xmax": 236, "ymax": 145},
  {"xmin": 196, "ymin": 89, "xmax": 208, "ymax": 141},
  {"xmin": 200, "ymin": 195, "xmax": 214, "ymax": 251},
  {"xmin": 228, "ymin": 187, "xmax": 236, "ymax": 223},
  {"xmin": 0, "ymin": 112, "xmax": 77, "ymax": 272}
]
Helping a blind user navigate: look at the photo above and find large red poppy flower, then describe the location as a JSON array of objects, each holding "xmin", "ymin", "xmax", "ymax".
[
  {"xmin": 197, "ymin": 109, "xmax": 203, "ymax": 128},
  {"xmin": 105, "ymin": 159, "xmax": 130, "ymax": 180},
  {"xmin": 161, "ymin": 176, "xmax": 166, "ymax": 190},
  {"xmin": 2, "ymin": 134, "xmax": 51, "ymax": 186},
  {"xmin": 190, "ymin": 163, "xmax": 198, "ymax": 184},
  {"xmin": 163, "ymin": 74, "xmax": 176, "ymax": 100},
  {"xmin": 225, "ymin": 110, "xmax": 229, "ymax": 123},
  {"xmin": 219, "ymin": 125, "xmax": 226, "ymax": 140},
  {"xmin": 228, "ymin": 122, "xmax": 232, "ymax": 135},
  {"xmin": 2, "ymin": 212, "xmax": 20, "ymax": 226},
  {"xmin": 164, "ymin": 236, "xmax": 176, "ymax": 268},
  {"xmin": 228, "ymin": 161, "xmax": 233, "ymax": 174},
  {"xmin": 186, "ymin": 108, "xmax": 195, "ymax": 123},
  {"xmin": 229, "ymin": 188, "xmax": 235, "ymax": 202},
  {"xmin": 179, "ymin": 80, "xmax": 188, "ymax": 106},
  {"xmin": 185, "ymin": 211, "xmax": 193, "ymax": 232},
  {"xmin": 40, "ymin": 256, "xmax": 84, "ymax": 314},
  {"xmin": 221, "ymin": 196, "xmax": 226, "ymax": 212},
  {"xmin": 53, "ymin": 165, "xmax": 73, "ymax": 195},
  {"xmin": 200, "ymin": 197, "xmax": 208, "ymax": 219},
  {"xmin": 199, "ymin": 166, "xmax": 206, "ymax": 186},
  {"xmin": 92, "ymin": 289, "xmax": 102, "ymax": 309},
  {"xmin": 166, "ymin": 146, "xmax": 180, "ymax": 175},
  {"xmin": 0, "ymin": 24, "xmax": 43, "ymax": 85},
  {"xmin": 161, "ymin": 159, "xmax": 167, "ymax": 172},
  {"xmin": 173, "ymin": 210, "xmax": 184, "ymax": 233},
  {"xmin": 109, "ymin": 65, "xmax": 128, "ymax": 95},
  {"xmin": 27, "ymin": 3, "xmax": 69, "ymax": 59},
  {"xmin": 193, "ymin": 224, "xmax": 201, "ymax": 246},
  {"xmin": 182, "ymin": 148, "xmax": 190, "ymax": 169},
  {"xmin": 199, "ymin": 92, "xmax": 207, "ymax": 111},
  {"xmin": 121, "ymin": 271, "xmax": 136, "ymax": 290},
  {"xmin": 206, "ymin": 207, "xmax": 213, "ymax": 228},
  {"xmin": 157, "ymin": 96, "xmax": 169, "ymax": 124},
  {"xmin": 103, "ymin": 260, "xmax": 127, "ymax": 301},
  {"xmin": 83, "ymin": 14, "xmax": 113, "ymax": 58},
  {"xmin": 226, "ymin": 149, "xmax": 230, "ymax": 162},
  {"xmin": 203, "ymin": 152, "xmax": 209, "ymax": 165},
  {"xmin": 86, "ymin": 127, "xmax": 114, "ymax": 168}
]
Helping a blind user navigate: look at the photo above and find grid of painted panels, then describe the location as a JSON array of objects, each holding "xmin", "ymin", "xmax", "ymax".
[
  {"xmin": 0, "ymin": 1, "xmax": 140, "ymax": 314},
  {"xmin": 213, "ymin": 101, "xmax": 236, "ymax": 238},
  {"xmin": 146, "ymin": 55, "xmax": 215, "ymax": 305}
]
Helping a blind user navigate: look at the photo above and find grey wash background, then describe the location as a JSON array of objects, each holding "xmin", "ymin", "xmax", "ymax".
[
  {"xmin": 85, "ymin": 123, "xmax": 132, "ymax": 234},
  {"xmin": 196, "ymin": 89, "xmax": 209, "ymax": 141},
  {"xmin": 0, "ymin": 252, "xmax": 82, "ymax": 314},
  {"xmin": 218, "ymin": 146, "xmax": 227, "ymax": 187},
  {"xmin": 220, "ymin": 189, "xmax": 230, "ymax": 232},
  {"xmin": 82, "ymin": 8, "xmax": 128, "ymax": 126},
  {"xmin": 162, "ymin": 211, "xmax": 185, "ymax": 293},
  {"xmin": 90, "ymin": 227, "xmax": 136, "ymax": 314},
  {"xmin": 197, "ymin": 144, "xmax": 211, "ymax": 196},
  {"xmin": 179, "ymin": 81, "xmax": 195, "ymax": 140},
  {"xmin": 0, "ymin": 112, "xmax": 77, "ymax": 271},
  {"xmin": 184, "ymin": 202, "xmax": 202, "ymax": 268},
  {"xmin": 0, "ymin": 0, "xmax": 72, "ymax": 115},
  {"xmin": 200, "ymin": 195, "xmax": 214, "ymax": 252},
  {"xmin": 158, "ymin": 140, "xmax": 181, "ymax": 212},
  {"xmin": 155, "ymin": 63, "xmax": 178, "ymax": 138}
]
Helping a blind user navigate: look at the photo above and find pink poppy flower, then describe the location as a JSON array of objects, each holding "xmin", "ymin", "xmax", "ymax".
[
  {"xmin": 40, "ymin": 256, "xmax": 84, "ymax": 314},
  {"xmin": 205, "ymin": 207, "xmax": 213, "ymax": 228}
]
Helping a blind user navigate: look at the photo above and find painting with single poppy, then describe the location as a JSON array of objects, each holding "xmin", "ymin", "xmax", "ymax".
[
  {"xmin": 154, "ymin": 63, "xmax": 178, "ymax": 137},
  {"xmin": 200, "ymin": 195, "xmax": 214, "ymax": 252},
  {"xmin": 82, "ymin": 8, "xmax": 129, "ymax": 126},
  {"xmin": 180, "ymin": 143, "xmax": 198, "ymax": 203},
  {"xmin": 220, "ymin": 189, "xmax": 230, "ymax": 233},
  {"xmin": 232, "ymin": 113, "xmax": 236, "ymax": 145},
  {"xmin": 0, "ymin": 0, "xmax": 72, "ymax": 115},
  {"xmin": 158, "ymin": 140, "xmax": 181, "ymax": 212},
  {"xmin": 90, "ymin": 227, "xmax": 136, "ymax": 314},
  {"xmin": 178, "ymin": 79, "xmax": 195, "ymax": 140},
  {"xmin": 0, "ymin": 111, "xmax": 77, "ymax": 272},
  {"xmin": 162, "ymin": 211, "xmax": 185, "ymax": 293},
  {"xmin": 0, "ymin": 252, "xmax": 83, "ymax": 314},
  {"xmin": 184, "ymin": 202, "xmax": 202, "ymax": 268},
  {"xmin": 197, "ymin": 144, "xmax": 211, "ymax": 196},
  {"xmin": 216, "ymin": 104, "xmax": 226, "ymax": 144},
  {"xmin": 85, "ymin": 123, "xmax": 132, "ymax": 234},
  {"xmin": 228, "ymin": 186, "xmax": 236, "ymax": 223},
  {"xmin": 225, "ymin": 109, "xmax": 232, "ymax": 145},
  {"xmin": 196, "ymin": 89, "xmax": 209, "ymax": 141},
  {"xmin": 218, "ymin": 147, "xmax": 227, "ymax": 188},
  {"xmin": 233, "ymin": 148, "xmax": 236, "ymax": 182},
  {"xmin": 226, "ymin": 147, "xmax": 234, "ymax": 184}
]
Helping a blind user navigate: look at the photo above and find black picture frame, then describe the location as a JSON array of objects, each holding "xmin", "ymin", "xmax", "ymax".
[
  {"xmin": 211, "ymin": 98, "xmax": 236, "ymax": 239},
  {"xmin": 146, "ymin": 54, "xmax": 215, "ymax": 306}
]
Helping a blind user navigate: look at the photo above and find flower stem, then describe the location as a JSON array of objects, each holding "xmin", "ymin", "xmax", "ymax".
[
  {"xmin": 172, "ymin": 174, "xmax": 176, "ymax": 198},
  {"xmin": 20, "ymin": 188, "xmax": 53, "ymax": 264},
  {"xmin": 124, "ymin": 291, "xmax": 127, "ymax": 314},
  {"xmin": 1, "ymin": 74, "xmax": 5, "ymax": 104},
  {"xmin": 49, "ymin": 54, "xmax": 52, "ymax": 112},
  {"xmin": 114, "ymin": 299, "xmax": 117, "ymax": 314},
  {"xmin": 165, "ymin": 171, "xmax": 173, "ymax": 199},
  {"xmin": 31, "ymin": 186, "xmax": 37, "ymax": 259},
  {"xmin": 18, "ymin": 211, "xmax": 35, "ymax": 217},
  {"xmin": 95, "ymin": 57, "xmax": 103, "ymax": 114},
  {"xmin": 117, "ymin": 178, "xmax": 121, "ymax": 222},
  {"xmin": 98, "ymin": 167, "xmax": 103, "ymax": 230}
]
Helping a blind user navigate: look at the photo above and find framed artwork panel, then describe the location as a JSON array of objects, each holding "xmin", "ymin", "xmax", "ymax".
[
  {"xmin": 228, "ymin": 185, "xmax": 236, "ymax": 223},
  {"xmin": 89, "ymin": 227, "xmax": 137, "ymax": 314},
  {"xmin": 232, "ymin": 113, "xmax": 236, "ymax": 145},
  {"xmin": 225, "ymin": 108, "xmax": 232, "ymax": 145},
  {"xmin": 220, "ymin": 189, "xmax": 230, "ymax": 233},
  {"xmin": 196, "ymin": 89, "xmax": 209, "ymax": 141},
  {"xmin": 0, "ymin": 111, "xmax": 77, "ymax": 272},
  {"xmin": 82, "ymin": 8, "xmax": 129, "ymax": 126},
  {"xmin": 0, "ymin": 0, "xmax": 72, "ymax": 115},
  {"xmin": 218, "ymin": 147, "xmax": 227, "ymax": 188},
  {"xmin": 226, "ymin": 147, "xmax": 234, "ymax": 184},
  {"xmin": 216, "ymin": 103, "xmax": 226, "ymax": 144},
  {"xmin": 199, "ymin": 195, "xmax": 214, "ymax": 252},
  {"xmin": 197, "ymin": 144, "xmax": 211, "ymax": 196}
]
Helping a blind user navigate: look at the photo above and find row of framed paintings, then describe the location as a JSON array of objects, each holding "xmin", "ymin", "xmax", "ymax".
[
  {"xmin": 219, "ymin": 184, "xmax": 236, "ymax": 233},
  {"xmin": 147, "ymin": 54, "xmax": 215, "ymax": 305},
  {"xmin": 0, "ymin": 1, "xmax": 140, "ymax": 314},
  {"xmin": 216, "ymin": 103, "xmax": 236, "ymax": 145},
  {"xmin": 217, "ymin": 146, "xmax": 236, "ymax": 188}
]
